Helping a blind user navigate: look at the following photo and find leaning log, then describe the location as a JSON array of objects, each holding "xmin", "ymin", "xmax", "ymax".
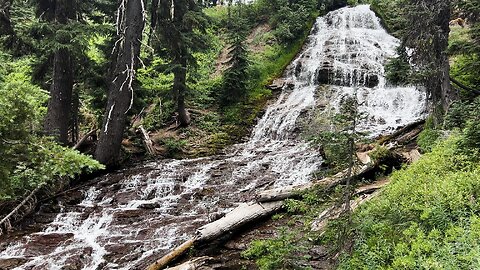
[
  {"xmin": 138, "ymin": 125, "xmax": 156, "ymax": 155},
  {"xmin": 311, "ymin": 190, "xmax": 380, "ymax": 232},
  {"xmin": 146, "ymin": 239, "xmax": 195, "ymax": 270},
  {"xmin": 73, "ymin": 129, "xmax": 97, "ymax": 150},
  {"xmin": 196, "ymin": 201, "xmax": 284, "ymax": 242},
  {"xmin": 450, "ymin": 76, "xmax": 480, "ymax": 95},
  {"xmin": 145, "ymin": 201, "xmax": 283, "ymax": 270},
  {"xmin": 0, "ymin": 183, "xmax": 45, "ymax": 235}
]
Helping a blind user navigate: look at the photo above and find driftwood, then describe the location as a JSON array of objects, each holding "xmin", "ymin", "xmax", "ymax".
[
  {"xmin": 146, "ymin": 201, "xmax": 283, "ymax": 270},
  {"xmin": 196, "ymin": 201, "xmax": 284, "ymax": 242},
  {"xmin": 73, "ymin": 129, "xmax": 97, "ymax": 150},
  {"xmin": 138, "ymin": 125, "xmax": 156, "ymax": 155},
  {"xmin": 0, "ymin": 183, "xmax": 45, "ymax": 235},
  {"xmin": 165, "ymin": 257, "xmax": 212, "ymax": 270},
  {"xmin": 147, "ymin": 239, "xmax": 196, "ymax": 270}
]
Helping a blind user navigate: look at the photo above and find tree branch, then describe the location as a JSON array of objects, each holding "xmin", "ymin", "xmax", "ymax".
[{"xmin": 450, "ymin": 76, "xmax": 480, "ymax": 95}]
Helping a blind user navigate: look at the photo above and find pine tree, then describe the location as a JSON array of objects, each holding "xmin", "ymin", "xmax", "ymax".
[
  {"xmin": 401, "ymin": 0, "xmax": 456, "ymax": 120},
  {"xmin": 154, "ymin": 0, "xmax": 209, "ymax": 127},
  {"xmin": 43, "ymin": 0, "xmax": 76, "ymax": 145},
  {"xmin": 221, "ymin": 10, "xmax": 250, "ymax": 106}
]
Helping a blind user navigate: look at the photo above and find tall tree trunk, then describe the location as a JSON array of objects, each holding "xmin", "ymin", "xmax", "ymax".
[
  {"xmin": 95, "ymin": 0, "xmax": 144, "ymax": 166},
  {"xmin": 172, "ymin": 0, "xmax": 190, "ymax": 126},
  {"xmin": 43, "ymin": 0, "xmax": 75, "ymax": 145},
  {"xmin": 438, "ymin": 3, "xmax": 456, "ymax": 112},
  {"xmin": 0, "ymin": 0, "xmax": 14, "ymax": 42},
  {"xmin": 173, "ymin": 51, "xmax": 190, "ymax": 126},
  {"xmin": 429, "ymin": 1, "xmax": 455, "ymax": 120},
  {"xmin": 148, "ymin": 0, "xmax": 159, "ymax": 46}
]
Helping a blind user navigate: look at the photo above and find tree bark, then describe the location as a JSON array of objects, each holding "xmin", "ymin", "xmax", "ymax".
[
  {"xmin": 173, "ymin": 53, "xmax": 191, "ymax": 126},
  {"xmin": 95, "ymin": 0, "xmax": 144, "ymax": 166},
  {"xmin": 43, "ymin": 0, "xmax": 75, "ymax": 145},
  {"xmin": 138, "ymin": 125, "xmax": 156, "ymax": 155},
  {"xmin": 0, "ymin": 0, "xmax": 14, "ymax": 41},
  {"xmin": 172, "ymin": 0, "xmax": 191, "ymax": 127},
  {"xmin": 148, "ymin": 0, "xmax": 159, "ymax": 46}
]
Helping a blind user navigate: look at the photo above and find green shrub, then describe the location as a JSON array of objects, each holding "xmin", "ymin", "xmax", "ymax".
[
  {"xmin": 162, "ymin": 138, "xmax": 187, "ymax": 158},
  {"xmin": 336, "ymin": 136, "xmax": 480, "ymax": 269},
  {"xmin": 0, "ymin": 55, "xmax": 103, "ymax": 199},
  {"xmin": 243, "ymin": 229, "xmax": 311, "ymax": 270},
  {"xmin": 417, "ymin": 128, "xmax": 442, "ymax": 153}
]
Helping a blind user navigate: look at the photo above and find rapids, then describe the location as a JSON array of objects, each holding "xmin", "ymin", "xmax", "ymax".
[{"xmin": 0, "ymin": 5, "xmax": 425, "ymax": 270}]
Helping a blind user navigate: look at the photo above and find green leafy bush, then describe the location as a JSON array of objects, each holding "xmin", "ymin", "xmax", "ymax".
[
  {"xmin": 0, "ymin": 56, "xmax": 103, "ymax": 200},
  {"xmin": 417, "ymin": 128, "xmax": 442, "ymax": 153},
  {"xmin": 161, "ymin": 138, "xmax": 187, "ymax": 158},
  {"xmin": 336, "ymin": 136, "xmax": 480, "ymax": 269},
  {"xmin": 243, "ymin": 229, "xmax": 311, "ymax": 270}
]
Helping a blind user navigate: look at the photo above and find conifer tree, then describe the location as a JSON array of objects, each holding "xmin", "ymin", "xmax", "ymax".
[
  {"xmin": 43, "ymin": 0, "xmax": 76, "ymax": 145},
  {"xmin": 155, "ymin": 0, "xmax": 209, "ymax": 127},
  {"xmin": 221, "ymin": 7, "xmax": 250, "ymax": 105},
  {"xmin": 401, "ymin": 0, "xmax": 455, "ymax": 120}
]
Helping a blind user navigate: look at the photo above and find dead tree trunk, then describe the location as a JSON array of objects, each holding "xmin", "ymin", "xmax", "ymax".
[
  {"xmin": 43, "ymin": 0, "xmax": 75, "ymax": 145},
  {"xmin": 0, "ymin": 183, "xmax": 45, "ymax": 235},
  {"xmin": 95, "ymin": 0, "xmax": 145, "ymax": 166},
  {"xmin": 138, "ymin": 125, "xmax": 156, "ymax": 155}
]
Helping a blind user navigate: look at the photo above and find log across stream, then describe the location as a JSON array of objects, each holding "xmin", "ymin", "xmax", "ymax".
[{"xmin": 0, "ymin": 5, "xmax": 426, "ymax": 270}]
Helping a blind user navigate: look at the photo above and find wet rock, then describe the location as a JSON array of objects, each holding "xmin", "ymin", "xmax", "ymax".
[
  {"xmin": 266, "ymin": 79, "xmax": 293, "ymax": 92},
  {"xmin": 224, "ymin": 241, "xmax": 247, "ymax": 250},
  {"xmin": 365, "ymin": 74, "xmax": 379, "ymax": 88},
  {"xmin": 34, "ymin": 213, "xmax": 58, "ymax": 224},
  {"xmin": 139, "ymin": 202, "xmax": 160, "ymax": 209},
  {"xmin": 316, "ymin": 62, "xmax": 334, "ymax": 85},
  {"xmin": 24, "ymin": 233, "xmax": 74, "ymax": 256},
  {"xmin": 0, "ymin": 257, "xmax": 30, "ymax": 269}
]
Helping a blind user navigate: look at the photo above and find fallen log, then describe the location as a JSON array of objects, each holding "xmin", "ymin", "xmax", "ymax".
[
  {"xmin": 377, "ymin": 120, "xmax": 425, "ymax": 145},
  {"xmin": 146, "ymin": 239, "xmax": 195, "ymax": 270},
  {"xmin": 0, "ymin": 183, "xmax": 45, "ymax": 235},
  {"xmin": 73, "ymin": 129, "xmax": 97, "ymax": 150},
  {"xmin": 165, "ymin": 257, "xmax": 212, "ymax": 270},
  {"xmin": 145, "ymin": 201, "xmax": 283, "ymax": 270},
  {"xmin": 196, "ymin": 201, "xmax": 284, "ymax": 242},
  {"xmin": 138, "ymin": 125, "xmax": 156, "ymax": 155}
]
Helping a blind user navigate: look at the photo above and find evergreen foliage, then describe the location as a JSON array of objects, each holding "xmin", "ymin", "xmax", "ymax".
[{"xmin": 0, "ymin": 54, "xmax": 103, "ymax": 199}]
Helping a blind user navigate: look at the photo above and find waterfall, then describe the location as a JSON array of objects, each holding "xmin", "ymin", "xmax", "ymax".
[{"xmin": 0, "ymin": 5, "xmax": 425, "ymax": 270}]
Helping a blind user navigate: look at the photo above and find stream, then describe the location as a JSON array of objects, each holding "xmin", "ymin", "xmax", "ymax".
[{"xmin": 0, "ymin": 5, "xmax": 426, "ymax": 270}]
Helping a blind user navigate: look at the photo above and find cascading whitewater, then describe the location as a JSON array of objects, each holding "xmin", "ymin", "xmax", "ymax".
[{"xmin": 0, "ymin": 5, "xmax": 425, "ymax": 270}]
